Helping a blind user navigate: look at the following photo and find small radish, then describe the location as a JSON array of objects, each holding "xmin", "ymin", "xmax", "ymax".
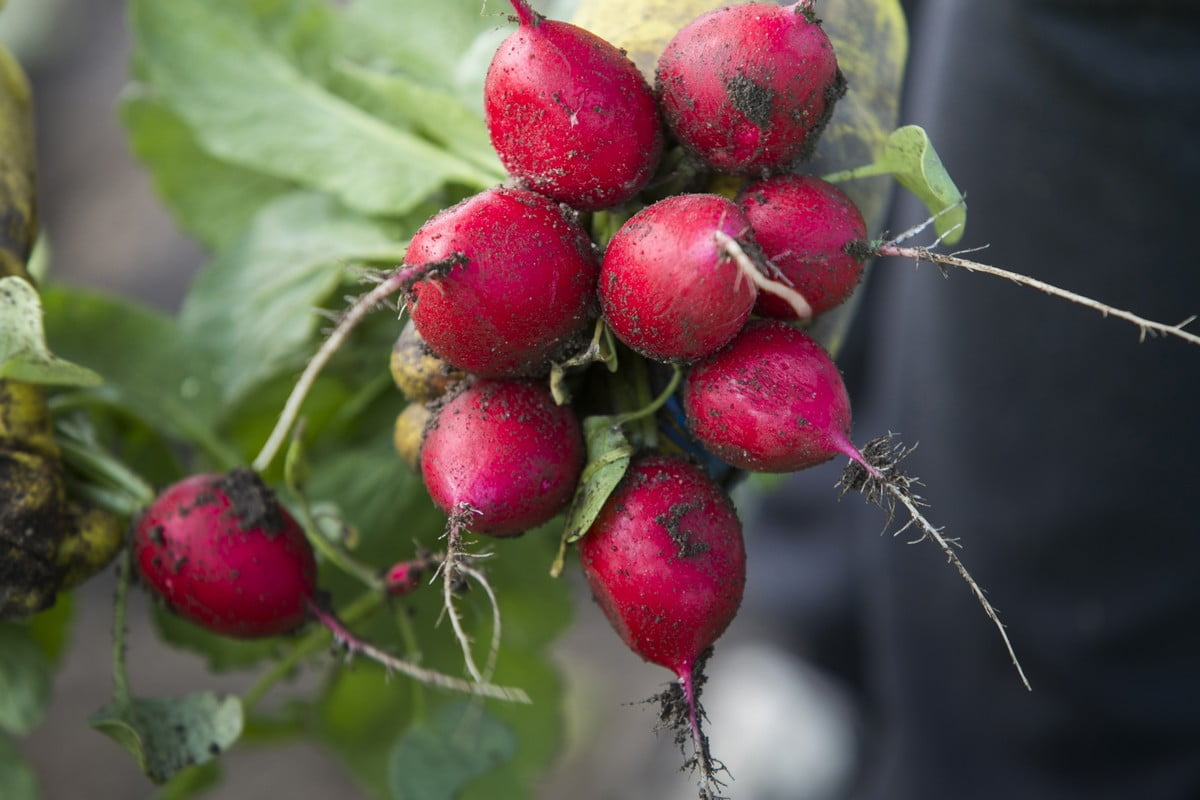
[
  {"xmin": 420, "ymin": 379, "xmax": 585, "ymax": 536},
  {"xmin": 683, "ymin": 319, "xmax": 866, "ymax": 473},
  {"xmin": 392, "ymin": 402, "xmax": 431, "ymax": 472},
  {"xmin": 578, "ymin": 453, "xmax": 744, "ymax": 793},
  {"xmin": 599, "ymin": 193, "xmax": 756, "ymax": 363},
  {"xmin": 656, "ymin": 1, "xmax": 845, "ymax": 175},
  {"xmin": 406, "ymin": 187, "xmax": 599, "ymax": 378},
  {"xmin": 389, "ymin": 320, "xmax": 465, "ymax": 403},
  {"xmin": 133, "ymin": 469, "xmax": 316, "ymax": 638},
  {"xmin": 485, "ymin": 0, "xmax": 663, "ymax": 210},
  {"xmin": 739, "ymin": 174, "xmax": 867, "ymax": 319}
]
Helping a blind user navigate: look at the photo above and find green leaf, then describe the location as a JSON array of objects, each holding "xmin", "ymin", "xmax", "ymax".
[
  {"xmin": 40, "ymin": 285, "xmax": 238, "ymax": 467},
  {"xmin": 0, "ymin": 624, "xmax": 51, "ymax": 735},
  {"xmin": 26, "ymin": 592, "xmax": 73, "ymax": 665},
  {"xmin": 388, "ymin": 703, "xmax": 517, "ymax": 800},
  {"xmin": 878, "ymin": 125, "xmax": 966, "ymax": 244},
  {"xmin": 89, "ymin": 692, "xmax": 243, "ymax": 785},
  {"xmin": 151, "ymin": 606, "xmax": 287, "ymax": 673},
  {"xmin": 179, "ymin": 192, "xmax": 409, "ymax": 408},
  {"xmin": 120, "ymin": 89, "xmax": 297, "ymax": 251},
  {"xmin": 314, "ymin": 513, "xmax": 571, "ymax": 800},
  {"xmin": 0, "ymin": 276, "xmax": 102, "ymax": 386},
  {"xmin": 0, "ymin": 735, "xmax": 37, "ymax": 800},
  {"xmin": 328, "ymin": 60, "xmax": 504, "ymax": 179},
  {"xmin": 333, "ymin": 0, "xmax": 502, "ymax": 100},
  {"xmin": 552, "ymin": 416, "xmax": 633, "ymax": 576},
  {"xmin": 131, "ymin": 0, "xmax": 500, "ymax": 217},
  {"xmin": 154, "ymin": 761, "xmax": 222, "ymax": 800}
]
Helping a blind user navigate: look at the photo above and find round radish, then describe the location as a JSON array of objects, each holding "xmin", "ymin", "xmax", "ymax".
[
  {"xmin": 599, "ymin": 193, "xmax": 756, "ymax": 363},
  {"xmin": 389, "ymin": 320, "xmax": 465, "ymax": 403},
  {"xmin": 683, "ymin": 319, "xmax": 863, "ymax": 472},
  {"xmin": 485, "ymin": 0, "xmax": 663, "ymax": 210},
  {"xmin": 133, "ymin": 469, "xmax": 316, "ymax": 638},
  {"xmin": 578, "ymin": 454, "xmax": 744, "ymax": 674},
  {"xmin": 405, "ymin": 187, "xmax": 599, "ymax": 378},
  {"xmin": 655, "ymin": 1, "xmax": 845, "ymax": 174},
  {"xmin": 739, "ymin": 174, "xmax": 867, "ymax": 319},
  {"xmin": 420, "ymin": 379, "xmax": 584, "ymax": 536},
  {"xmin": 578, "ymin": 453, "xmax": 744, "ymax": 775}
]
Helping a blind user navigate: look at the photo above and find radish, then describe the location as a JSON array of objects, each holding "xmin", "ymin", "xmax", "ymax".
[
  {"xmin": 599, "ymin": 193, "xmax": 757, "ymax": 363},
  {"xmin": 389, "ymin": 320, "xmax": 465, "ymax": 403},
  {"xmin": 683, "ymin": 319, "xmax": 866, "ymax": 473},
  {"xmin": 420, "ymin": 378, "xmax": 585, "ymax": 536},
  {"xmin": 739, "ymin": 174, "xmax": 867, "ymax": 319},
  {"xmin": 406, "ymin": 187, "xmax": 599, "ymax": 378},
  {"xmin": 485, "ymin": 0, "xmax": 663, "ymax": 210},
  {"xmin": 578, "ymin": 453, "xmax": 744, "ymax": 793},
  {"xmin": 655, "ymin": 1, "xmax": 845, "ymax": 175},
  {"xmin": 392, "ymin": 402, "xmax": 431, "ymax": 471},
  {"xmin": 132, "ymin": 469, "xmax": 317, "ymax": 638},
  {"xmin": 133, "ymin": 469, "xmax": 533, "ymax": 700}
]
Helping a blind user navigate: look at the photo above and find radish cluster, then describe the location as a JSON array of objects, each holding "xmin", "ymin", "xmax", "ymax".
[
  {"xmin": 379, "ymin": 1, "xmax": 881, "ymax": 795},
  {"xmin": 136, "ymin": 1, "xmax": 875, "ymax": 796}
]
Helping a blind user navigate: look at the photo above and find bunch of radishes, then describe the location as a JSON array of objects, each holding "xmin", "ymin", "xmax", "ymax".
[{"xmin": 132, "ymin": 0, "xmax": 887, "ymax": 795}]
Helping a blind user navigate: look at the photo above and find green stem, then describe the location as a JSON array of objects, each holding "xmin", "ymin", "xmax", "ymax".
[
  {"xmin": 612, "ymin": 364, "xmax": 682, "ymax": 432},
  {"xmin": 111, "ymin": 547, "xmax": 133, "ymax": 706},
  {"xmin": 392, "ymin": 603, "xmax": 428, "ymax": 723},
  {"xmin": 56, "ymin": 431, "xmax": 156, "ymax": 506},
  {"xmin": 241, "ymin": 591, "xmax": 381, "ymax": 712},
  {"xmin": 821, "ymin": 160, "xmax": 893, "ymax": 184},
  {"xmin": 297, "ymin": 501, "xmax": 383, "ymax": 592}
]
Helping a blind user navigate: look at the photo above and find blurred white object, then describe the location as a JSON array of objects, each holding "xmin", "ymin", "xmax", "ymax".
[{"xmin": 676, "ymin": 640, "xmax": 859, "ymax": 800}]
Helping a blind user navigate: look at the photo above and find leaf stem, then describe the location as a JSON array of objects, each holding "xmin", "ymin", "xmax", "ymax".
[{"xmin": 111, "ymin": 547, "xmax": 134, "ymax": 706}]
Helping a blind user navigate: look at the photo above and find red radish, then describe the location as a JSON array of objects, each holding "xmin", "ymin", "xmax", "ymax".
[
  {"xmin": 739, "ymin": 174, "xmax": 867, "ymax": 319},
  {"xmin": 485, "ymin": 0, "xmax": 663, "ymax": 210},
  {"xmin": 684, "ymin": 319, "xmax": 871, "ymax": 473},
  {"xmin": 578, "ymin": 453, "xmax": 744, "ymax": 787},
  {"xmin": 655, "ymin": 1, "xmax": 845, "ymax": 174},
  {"xmin": 599, "ymin": 193, "xmax": 756, "ymax": 363},
  {"xmin": 384, "ymin": 558, "xmax": 427, "ymax": 597},
  {"xmin": 406, "ymin": 187, "xmax": 599, "ymax": 378},
  {"xmin": 133, "ymin": 469, "xmax": 316, "ymax": 638},
  {"xmin": 420, "ymin": 379, "xmax": 584, "ymax": 536}
]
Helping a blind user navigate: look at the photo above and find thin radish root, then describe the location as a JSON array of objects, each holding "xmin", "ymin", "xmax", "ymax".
[
  {"xmin": 253, "ymin": 255, "xmax": 467, "ymax": 473},
  {"xmin": 866, "ymin": 217, "xmax": 1200, "ymax": 348},
  {"xmin": 436, "ymin": 504, "xmax": 487, "ymax": 683},
  {"xmin": 715, "ymin": 229, "xmax": 813, "ymax": 323},
  {"xmin": 305, "ymin": 595, "xmax": 530, "ymax": 703},
  {"xmin": 838, "ymin": 434, "xmax": 1032, "ymax": 691},
  {"xmin": 648, "ymin": 649, "xmax": 728, "ymax": 800}
]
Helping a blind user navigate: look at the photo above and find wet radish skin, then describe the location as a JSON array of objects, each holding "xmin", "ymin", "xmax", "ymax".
[
  {"xmin": 578, "ymin": 454, "xmax": 745, "ymax": 674},
  {"xmin": 406, "ymin": 187, "xmax": 599, "ymax": 378},
  {"xmin": 655, "ymin": 2, "xmax": 844, "ymax": 174},
  {"xmin": 133, "ymin": 471, "xmax": 317, "ymax": 638},
  {"xmin": 599, "ymin": 193, "xmax": 756, "ymax": 363},
  {"xmin": 684, "ymin": 320, "xmax": 857, "ymax": 472},
  {"xmin": 740, "ymin": 174, "xmax": 867, "ymax": 319},
  {"xmin": 485, "ymin": 11, "xmax": 663, "ymax": 210},
  {"xmin": 421, "ymin": 379, "xmax": 585, "ymax": 536}
]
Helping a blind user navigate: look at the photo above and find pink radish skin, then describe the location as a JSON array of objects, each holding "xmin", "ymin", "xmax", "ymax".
[
  {"xmin": 740, "ymin": 174, "xmax": 867, "ymax": 319},
  {"xmin": 578, "ymin": 454, "xmax": 745, "ymax": 757},
  {"xmin": 406, "ymin": 187, "xmax": 599, "ymax": 378},
  {"xmin": 655, "ymin": 1, "xmax": 845, "ymax": 175},
  {"xmin": 421, "ymin": 379, "xmax": 585, "ymax": 536},
  {"xmin": 579, "ymin": 454, "xmax": 744, "ymax": 674},
  {"xmin": 133, "ymin": 469, "xmax": 317, "ymax": 638},
  {"xmin": 684, "ymin": 319, "xmax": 868, "ymax": 473},
  {"xmin": 485, "ymin": 0, "xmax": 663, "ymax": 210},
  {"xmin": 599, "ymin": 193, "xmax": 756, "ymax": 363}
]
